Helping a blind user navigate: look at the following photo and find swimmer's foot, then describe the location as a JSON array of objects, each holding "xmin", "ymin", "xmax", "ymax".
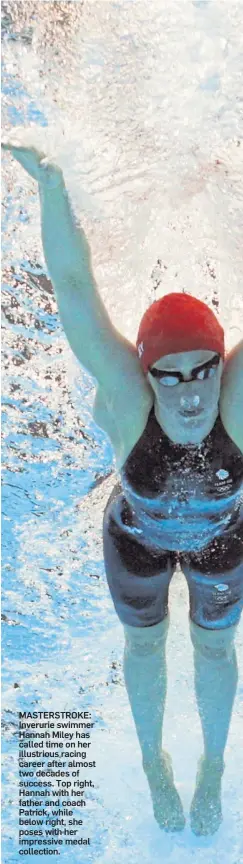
[
  {"xmin": 190, "ymin": 755, "xmax": 224, "ymax": 836},
  {"xmin": 143, "ymin": 749, "xmax": 185, "ymax": 832}
]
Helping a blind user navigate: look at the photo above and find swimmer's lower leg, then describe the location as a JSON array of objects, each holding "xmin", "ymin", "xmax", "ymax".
[
  {"xmin": 189, "ymin": 620, "xmax": 239, "ymax": 835},
  {"xmin": 190, "ymin": 620, "xmax": 239, "ymax": 761},
  {"xmin": 123, "ymin": 616, "xmax": 169, "ymax": 763},
  {"xmin": 123, "ymin": 616, "xmax": 185, "ymax": 831}
]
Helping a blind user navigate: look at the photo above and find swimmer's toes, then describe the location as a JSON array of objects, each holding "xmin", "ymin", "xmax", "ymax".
[
  {"xmin": 153, "ymin": 786, "xmax": 186, "ymax": 832},
  {"xmin": 190, "ymin": 755, "xmax": 224, "ymax": 836},
  {"xmin": 144, "ymin": 750, "xmax": 186, "ymax": 832},
  {"xmin": 190, "ymin": 797, "xmax": 222, "ymax": 836}
]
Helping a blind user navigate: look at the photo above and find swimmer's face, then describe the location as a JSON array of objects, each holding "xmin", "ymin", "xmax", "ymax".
[{"xmin": 147, "ymin": 349, "xmax": 224, "ymax": 445}]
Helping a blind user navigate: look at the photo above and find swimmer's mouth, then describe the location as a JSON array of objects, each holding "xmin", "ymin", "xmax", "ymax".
[{"xmin": 179, "ymin": 409, "xmax": 204, "ymax": 419}]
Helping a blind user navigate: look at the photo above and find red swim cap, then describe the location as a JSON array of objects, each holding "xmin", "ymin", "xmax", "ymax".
[{"xmin": 136, "ymin": 293, "xmax": 225, "ymax": 373}]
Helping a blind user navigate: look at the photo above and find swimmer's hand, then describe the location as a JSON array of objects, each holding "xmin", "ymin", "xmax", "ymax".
[{"xmin": 2, "ymin": 132, "xmax": 63, "ymax": 189}]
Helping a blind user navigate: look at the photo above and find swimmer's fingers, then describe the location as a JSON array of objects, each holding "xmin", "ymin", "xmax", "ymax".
[
  {"xmin": 2, "ymin": 138, "xmax": 46, "ymax": 180},
  {"xmin": 2, "ymin": 136, "xmax": 64, "ymax": 188}
]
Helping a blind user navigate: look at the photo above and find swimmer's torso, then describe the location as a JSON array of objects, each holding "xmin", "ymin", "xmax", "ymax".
[{"xmin": 111, "ymin": 411, "xmax": 243, "ymax": 552}]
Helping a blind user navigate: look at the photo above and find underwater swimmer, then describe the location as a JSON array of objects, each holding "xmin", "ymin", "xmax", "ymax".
[{"xmin": 2, "ymin": 138, "xmax": 243, "ymax": 835}]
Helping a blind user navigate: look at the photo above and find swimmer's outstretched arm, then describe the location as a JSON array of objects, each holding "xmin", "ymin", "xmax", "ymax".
[
  {"xmin": 2, "ymin": 138, "xmax": 130, "ymax": 377},
  {"xmin": 2, "ymin": 136, "xmax": 152, "ymax": 463}
]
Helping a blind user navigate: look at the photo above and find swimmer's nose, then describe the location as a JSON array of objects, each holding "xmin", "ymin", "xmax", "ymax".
[{"xmin": 180, "ymin": 394, "xmax": 200, "ymax": 409}]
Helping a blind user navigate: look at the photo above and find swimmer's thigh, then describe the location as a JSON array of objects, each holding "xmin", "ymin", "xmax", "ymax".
[
  {"xmin": 181, "ymin": 522, "xmax": 243, "ymax": 631},
  {"xmin": 103, "ymin": 492, "xmax": 177, "ymax": 628}
]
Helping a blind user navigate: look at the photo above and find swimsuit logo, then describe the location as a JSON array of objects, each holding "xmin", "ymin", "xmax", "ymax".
[
  {"xmin": 215, "ymin": 583, "xmax": 229, "ymax": 592},
  {"xmin": 216, "ymin": 469, "xmax": 229, "ymax": 480},
  {"xmin": 138, "ymin": 341, "xmax": 144, "ymax": 358},
  {"xmin": 214, "ymin": 467, "xmax": 232, "ymax": 497}
]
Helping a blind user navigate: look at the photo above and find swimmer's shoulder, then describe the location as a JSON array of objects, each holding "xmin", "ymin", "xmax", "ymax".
[
  {"xmin": 219, "ymin": 339, "xmax": 243, "ymax": 454},
  {"xmin": 93, "ymin": 372, "xmax": 153, "ymax": 469}
]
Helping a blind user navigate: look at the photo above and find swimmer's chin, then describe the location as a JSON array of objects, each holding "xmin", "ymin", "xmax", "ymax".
[{"xmin": 154, "ymin": 404, "xmax": 218, "ymax": 446}]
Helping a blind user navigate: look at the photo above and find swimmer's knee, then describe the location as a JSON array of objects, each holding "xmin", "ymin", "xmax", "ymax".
[
  {"xmin": 123, "ymin": 614, "xmax": 170, "ymax": 655},
  {"xmin": 189, "ymin": 618, "xmax": 238, "ymax": 661}
]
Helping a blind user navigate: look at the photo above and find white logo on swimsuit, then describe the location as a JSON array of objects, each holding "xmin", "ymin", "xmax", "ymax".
[
  {"xmin": 215, "ymin": 583, "xmax": 229, "ymax": 592},
  {"xmin": 216, "ymin": 469, "xmax": 229, "ymax": 480},
  {"xmin": 138, "ymin": 341, "xmax": 144, "ymax": 358}
]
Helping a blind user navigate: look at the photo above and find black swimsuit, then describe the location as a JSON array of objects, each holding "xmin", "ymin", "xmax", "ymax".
[{"xmin": 103, "ymin": 410, "xmax": 243, "ymax": 629}]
